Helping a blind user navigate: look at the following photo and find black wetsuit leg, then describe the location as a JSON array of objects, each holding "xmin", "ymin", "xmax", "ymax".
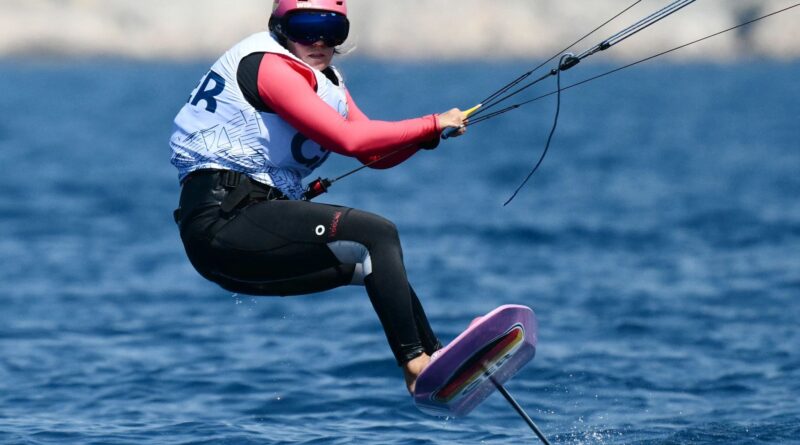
[
  {"xmin": 177, "ymin": 177, "xmax": 441, "ymax": 364},
  {"xmin": 410, "ymin": 286, "xmax": 442, "ymax": 356}
]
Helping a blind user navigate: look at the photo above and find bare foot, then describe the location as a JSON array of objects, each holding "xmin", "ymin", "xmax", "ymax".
[{"xmin": 403, "ymin": 353, "xmax": 431, "ymax": 395}]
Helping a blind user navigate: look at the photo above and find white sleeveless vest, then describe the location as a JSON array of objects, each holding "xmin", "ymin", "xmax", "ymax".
[{"xmin": 169, "ymin": 32, "xmax": 349, "ymax": 200}]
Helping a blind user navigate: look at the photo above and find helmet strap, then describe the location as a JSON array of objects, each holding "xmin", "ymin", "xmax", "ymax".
[{"xmin": 268, "ymin": 16, "xmax": 290, "ymax": 48}]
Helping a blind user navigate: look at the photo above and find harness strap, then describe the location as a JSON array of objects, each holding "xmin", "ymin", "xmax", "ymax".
[
  {"xmin": 220, "ymin": 173, "xmax": 254, "ymax": 213},
  {"xmin": 218, "ymin": 170, "xmax": 286, "ymax": 214}
]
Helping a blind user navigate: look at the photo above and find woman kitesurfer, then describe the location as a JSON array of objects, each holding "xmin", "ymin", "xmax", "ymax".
[{"xmin": 169, "ymin": 0, "xmax": 466, "ymax": 393}]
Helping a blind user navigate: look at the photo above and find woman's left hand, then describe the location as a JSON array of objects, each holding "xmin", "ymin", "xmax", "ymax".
[{"xmin": 436, "ymin": 108, "xmax": 467, "ymax": 137}]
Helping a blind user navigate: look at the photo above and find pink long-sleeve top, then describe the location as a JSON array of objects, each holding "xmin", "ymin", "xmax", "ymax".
[{"xmin": 256, "ymin": 53, "xmax": 440, "ymax": 169}]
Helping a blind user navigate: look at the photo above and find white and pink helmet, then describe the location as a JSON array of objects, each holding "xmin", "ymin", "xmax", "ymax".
[
  {"xmin": 272, "ymin": 0, "xmax": 348, "ymax": 18},
  {"xmin": 269, "ymin": 0, "xmax": 350, "ymax": 47}
]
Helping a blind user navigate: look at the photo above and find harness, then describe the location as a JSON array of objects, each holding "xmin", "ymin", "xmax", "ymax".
[{"xmin": 173, "ymin": 169, "xmax": 287, "ymax": 227}]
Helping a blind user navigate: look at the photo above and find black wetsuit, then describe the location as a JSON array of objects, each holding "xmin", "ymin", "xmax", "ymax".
[{"xmin": 174, "ymin": 169, "xmax": 442, "ymax": 365}]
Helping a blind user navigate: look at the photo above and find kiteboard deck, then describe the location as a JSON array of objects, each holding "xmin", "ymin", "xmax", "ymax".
[{"xmin": 413, "ymin": 304, "xmax": 538, "ymax": 417}]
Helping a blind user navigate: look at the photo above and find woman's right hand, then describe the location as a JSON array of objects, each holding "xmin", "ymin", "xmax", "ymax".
[{"xmin": 436, "ymin": 108, "xmax": 467, "ymax": 138}]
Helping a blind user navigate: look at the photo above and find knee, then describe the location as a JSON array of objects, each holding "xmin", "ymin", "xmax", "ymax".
[
  {"xmin": 371, "ymin": 215, "xmax": 400, "ymax": 244},
  {"xmin": 346, "ymin": 209, "xmax": 401, "ymax": 248}
]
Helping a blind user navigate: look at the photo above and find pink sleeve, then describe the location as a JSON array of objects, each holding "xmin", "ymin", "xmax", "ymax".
[
  {"xmin": 344, "ymin": 89, "xmax": 370, "ymax": 122},
  {"xmin": 344, "ymin": 89, "xmax": 422, "ymax": 168},
  {"xmin": 257, "ymin": 54, "xmax": 439, "ymax": 164}
]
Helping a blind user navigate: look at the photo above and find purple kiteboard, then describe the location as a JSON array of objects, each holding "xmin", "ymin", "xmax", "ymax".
[{"xmin": 413, "ymin": 304, "xmax": 538, "ymax": 418}]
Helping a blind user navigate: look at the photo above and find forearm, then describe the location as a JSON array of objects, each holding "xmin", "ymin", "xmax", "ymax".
[{"xmin": 356, "ymin": 146, "xmax": 421, "ymax": 169}]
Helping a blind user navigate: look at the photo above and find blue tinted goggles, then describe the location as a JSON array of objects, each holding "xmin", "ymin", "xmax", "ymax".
[{"xmin": 283, "ymin": 11, "xmax": 350, "ymax": 47}]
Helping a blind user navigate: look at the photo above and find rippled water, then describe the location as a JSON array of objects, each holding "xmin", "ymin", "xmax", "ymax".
[{"xmin": 1, "ymin": 58, "xmax": 798, "ymax": 444}]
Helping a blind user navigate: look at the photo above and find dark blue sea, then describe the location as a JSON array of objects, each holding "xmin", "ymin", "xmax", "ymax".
[{"xmin": 1, "ymin": 56, "xmax": 799, "ymax": 444}]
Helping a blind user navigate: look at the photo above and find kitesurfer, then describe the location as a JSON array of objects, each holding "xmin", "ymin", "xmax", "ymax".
[{"xmin": 170, "ymin": 0, "xmax": 466, "ymax": 393}]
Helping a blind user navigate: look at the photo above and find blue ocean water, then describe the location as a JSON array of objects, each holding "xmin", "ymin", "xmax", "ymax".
[{"xmin": 1, "ymin": 56, "xmax": 798, "ymax": 444}]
